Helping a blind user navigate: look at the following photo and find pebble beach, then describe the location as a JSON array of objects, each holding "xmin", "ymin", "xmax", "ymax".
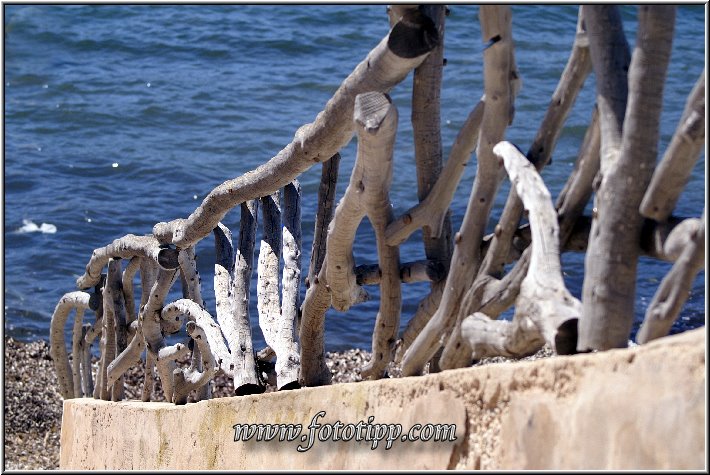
[{"xmin": 4, "ymin": 337, "xmax": 554, "ymax": 470}]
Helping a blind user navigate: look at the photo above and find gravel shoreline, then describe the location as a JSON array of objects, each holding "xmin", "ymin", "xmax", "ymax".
[{"xmin": 4, "ymin": 337, "xmax": 553, "ymax": 470}]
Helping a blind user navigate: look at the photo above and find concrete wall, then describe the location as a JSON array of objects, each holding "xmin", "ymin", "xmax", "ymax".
[{"xmin": 60, "ymin": 328, "xmax": 706, "ymax": 470}]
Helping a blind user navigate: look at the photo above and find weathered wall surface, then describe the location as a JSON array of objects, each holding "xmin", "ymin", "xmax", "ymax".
[{"xmin": 60, "ymin": 328, "xmax": 705, "ymax": 470}]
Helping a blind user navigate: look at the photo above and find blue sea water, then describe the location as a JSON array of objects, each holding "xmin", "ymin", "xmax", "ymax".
[{"xmin": 3, "ymin": 5, "xmax": 706, "ymax": 351}]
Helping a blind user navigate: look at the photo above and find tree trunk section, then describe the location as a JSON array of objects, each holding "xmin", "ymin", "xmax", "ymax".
[{"xmin": 579, "ymin": 6, "xmax": 675, "ymax": 351}]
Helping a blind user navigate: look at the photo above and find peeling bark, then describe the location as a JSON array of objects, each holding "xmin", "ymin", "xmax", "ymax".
[
  {"xmin": 153, "ymin": 12, "xmax": 438, "ymax": 250},
  {"xmin": 76, "ymin": 234, "xmax": 179, "ymax": 290},
  {"xmin": 50, "ymin": 291, "xmax": 91, "ymax": 399},
  {"xmin": 637, "ymin": 212, "xmax": 705, "ymax": 343},
  {"xmin": 579, "ymin": 6, "xmax": 675, "ymax": 351},
  {"xmin": 640, "ymin": 70, "xmax": 705, "ymax": 221}
]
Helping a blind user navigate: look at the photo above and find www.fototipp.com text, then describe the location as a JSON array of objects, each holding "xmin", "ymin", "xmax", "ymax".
[{"xmin": 233, "ymin": 411, "xmax": 457, "ymax": 452}]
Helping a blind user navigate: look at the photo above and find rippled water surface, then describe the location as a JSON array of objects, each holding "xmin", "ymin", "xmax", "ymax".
[{"xmin": 3, "ymin": 5, "xmax": 705, "ymax": 350}]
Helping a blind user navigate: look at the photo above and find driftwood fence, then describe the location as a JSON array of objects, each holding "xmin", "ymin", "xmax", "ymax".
[{"xmin": 51, "ymin": 6, "xmax": 705, "ymax": 404}]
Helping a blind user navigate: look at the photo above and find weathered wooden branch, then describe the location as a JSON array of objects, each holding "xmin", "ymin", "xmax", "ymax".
[
  {"xmin": 279, "ymin": 181, "xmax": 303, "ymax": 389},
  {"xmin": 106, "ymin": 324, "xmax": 144, "ymax": 390},
  {"xmin": 142, "ymin": 268, "xmax": 179, "ymax": 401},
  {"xmin": 177, "ymin": 245, "xmax": 209, "ymax": 401},
  {"xmin": 136, "ymin": 257, "xmax": 159, "ymax": 400},
  {"xmin": 213, "ymin": 223, "xmax": 254, "ymax": 393},
  {"xmin": 224, "ymin": 202, "xmax": 265, "ymax": 395},
  {"xmin": 411, "ymin": 5, "xmax": 451, "ymax": 266},
  {"xmin": 76, "ymin": 234, "xmax": 179, "ymax": 290},
  {"xmin": 636, "ymin": 211, "xmax": 705, "ymax": 343},
  {"xmin": 173, "ymin": 321, "xmax": 219, "ymax": 405},
  {"xmin": 342, "ymin": 92, "xmax": 402, "ymax": 380},
  {"xmin": 98, "ymin": 271, "xmax": 116, "ymax": 400},
  {"xmin": 257, "ymin": 190, "xmax": 300, "ymax": 389},
  {"xmin": 138, "ymin": 257, "xmax": 159, "ymax": 310},
  {"xmin": 480, "ymin": 6, "xmax": 591, "ymax": 278},
  {"xmin": 87, "ymin": 283, "xmax": 105, "ymax": 400},
  {"xmin": 462, "ymin": 142, "xmax": 583, "ymax": 360},
  {"xmin": 299, "ymin": 260, "xmax": 333, "ymax": 386},
  {"xmin": 161, "ymin": 299, "xmax": 228, "ymax": 404},
  {"xmin": 556, "ymin": 105, "xmax": 601, "ymax": 245},
  {"xmin": 401, "ymin": 6, "xmax": 514, "ymax": 376},
  {"xmin": 437, "ymin": 9, "xmax": 591, "ymax": 370},
  {"xmin": 79, "ymin": 323, "xmax": 93, "ymax": 397},
  {"xmin": 122, "ymin": 256, "xmax": 141, "ymax": 325},
  {"xmin": 451, "ymin": 100, "xmax": 599, "ymax": 352},
  {"xmin": 325, "ymin": 174, "xmax": 369, "ymax": 312},
  {"xmin": 395, "ymin": 6, "xmax": 451, "ymax": 373},
  {"xmin": 153, "ymin": 12, "xmax": 438, "ymax": 250},
  {"xmin": 178, "ymin": 246, "xmax": 205, "ymax": 308},
  {"xmin": 579, "ymin": 5, "xmax": 675, "ymax": 351},
  {"xmin": 306, "ymin": 154, "xmax": 340, "ymax": 290},
  {"xmin": 106, "ymin": 259, "xmax": 128, "ymax": 401},
  {"xmin": 385, "ymin": 99, "xmax": 485, "ymax": 246},
  {"xmin": 640, "ymin": 69, "xmax": 705, "ymax": 221},
  {"xmin": 141, "ymin": 352, "xmax": 155, "ymax": 402},
  {"xmin": 393, "ymin": 284, "xmax": 444, "ymax": 364},
  {"xmin": 71, "ymin": 302, "xmax": 87, "ymax": 398},
  {"xmin": 50, "ymin": 291, "xmax": 91, "ymax": 399}
]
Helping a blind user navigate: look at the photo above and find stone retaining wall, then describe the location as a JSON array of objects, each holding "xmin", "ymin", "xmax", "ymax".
[{"xmin": 60, "ymin": 328, "xmax": 706, "ymax": 470}]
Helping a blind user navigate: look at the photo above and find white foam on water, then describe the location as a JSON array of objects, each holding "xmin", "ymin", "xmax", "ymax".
[{"xmin": 17, "ymin": 219, "xmax": 57, "ymax": 234}]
